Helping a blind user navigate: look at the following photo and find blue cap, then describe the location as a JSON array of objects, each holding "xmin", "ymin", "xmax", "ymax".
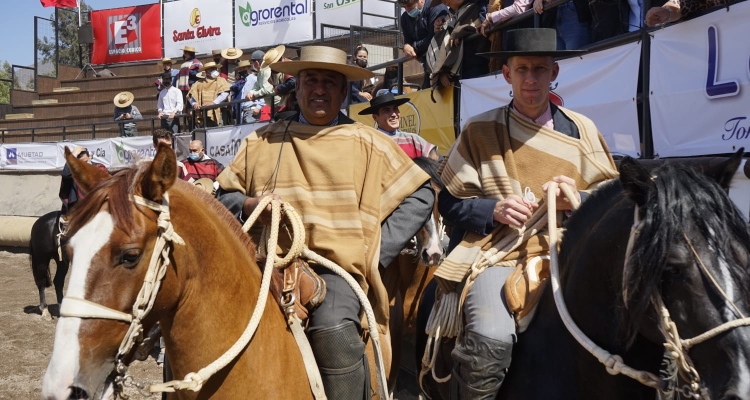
[{"xmin": 251, "ymin": 50, "xmax": 265, "ymax": 61}]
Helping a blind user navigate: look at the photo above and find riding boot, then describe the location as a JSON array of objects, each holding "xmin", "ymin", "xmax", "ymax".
[
  {"xmin": 450, "ymin": 330, "xmax": 513, "ymax": 400},
  {"xmin": 309, "ymin": 321, "xmax": 371, "ymax": 400}
]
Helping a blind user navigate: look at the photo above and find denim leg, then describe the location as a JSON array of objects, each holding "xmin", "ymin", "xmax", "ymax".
[{"xmin": 556, "ymin": 2, "xmax": 592, "ymax": 50}]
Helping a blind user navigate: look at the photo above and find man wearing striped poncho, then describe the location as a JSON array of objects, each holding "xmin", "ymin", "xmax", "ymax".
[
  {"xmin": 216, "ymin": 46, "xmax": 434, "ymax": 400},
  {"xmin": 428, "ymin": 28, "xmax": 619, "ymax": 399}
]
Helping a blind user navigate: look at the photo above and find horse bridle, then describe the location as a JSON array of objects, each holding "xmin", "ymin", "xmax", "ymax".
[{"xmin": 58, "ymin": 193, "xmax": 185, "ymax": 396}]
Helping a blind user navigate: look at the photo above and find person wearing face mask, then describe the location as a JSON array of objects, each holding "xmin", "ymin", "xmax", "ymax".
[
  {"xmin": 157, "ymin": 71, "xmax": 184, "ymax": 133},
  {"xmin": 349, "ymin": 46, "xmax": 373, "ymax": 104},
  {"xmin": 229, "ymin": 59, "xmax": 253, "ymax": 123},
  {"xmin": 178, "ymin": 140, "xmax": 225, "ymax": 182},
  {"xmin": 245, "ymin": 45, "xmax": 285, "ymax": 120},
  {"xmin": 399, "ymin": 0, "xmax": 449, "ymax": 88},
  {"xmin": 59, "ymin": 146, "xmax": 108, "ymax": 215},
  {"xmin": 188, "ymin": 62, "xmax": 230, "ymax": 127}
]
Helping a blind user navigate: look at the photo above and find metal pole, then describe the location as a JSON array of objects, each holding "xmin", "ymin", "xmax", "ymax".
[
  {"xmin": 55, "ymin": 10, "xmax": 60, "ymax": 78},
  {"xmin": 31, "ymin": 128, "xmax": 35, "ymax": 142},
  {"xmin": 641, "ymin": 0, "xmax": 653, "ymax": 159},
  {"xmin": 62, "ymin": 126, "xmax": 66, "ymax": 141},
  {"xmin": 34, "ymin": 17, "xmax": 38, "ymax": 91},
  {"xmin": 77, "ymin": 0, "xmax": 82, "ymax": 27},
  {"xmin": 92, "ymin": 124, "xmax": 96, "ymax": 139},
  {"xmin": 397, "ymin": 62, "xmax": 404, "ymax": 95}
]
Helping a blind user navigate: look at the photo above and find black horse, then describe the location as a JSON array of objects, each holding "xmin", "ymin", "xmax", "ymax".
[
  {"xmin": 421, "ymin": 151, "xmax": 750, "ymax": 399},
  {"xmin": 29, "ymin": 210, "xmax": 68, "ymax": 320}
]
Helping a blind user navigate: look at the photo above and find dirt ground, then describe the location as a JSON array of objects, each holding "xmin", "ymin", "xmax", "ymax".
[{"xmin": 0, "ymin": 249, "xmax": 420, "ymax": 400}]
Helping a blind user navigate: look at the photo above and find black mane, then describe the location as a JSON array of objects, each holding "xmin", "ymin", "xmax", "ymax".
[{"xmin": 413, "ymin": 157, "xmax": 444, "ymax": 190}]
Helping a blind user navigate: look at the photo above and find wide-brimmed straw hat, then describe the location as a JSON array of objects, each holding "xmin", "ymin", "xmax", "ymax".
[
  {"xmin": 183, "ymin": 45, "xmax": 196, "ymax": 53},
  {"xmin": 478, "ymin": 28, "xmax": 586, "ymax": 59},
  {"xmin": 113, "ymin": 91, "xmax": 134, "ymax": 108},
  {"xmin": 200, "ymin": 61, "xmax": 219, "ymax": 72},
  {"xmin": 358, "ymin": 92, "xmax": 411, "ymax": 115},
  {"xmin": 236, "ymin": 59, "xmax": 252, "ymax": 69},
  {"xmin": 260, "ymin": 45, "xmax": 286, "ymax": 70},
  {"xmin": 222, "ymin": 47, "xmax": 244, "ymax": 60},
  {"xmin": 158, "ymin": 57, "xmax": 174, "ymax": 66},
  {"xmin": 270, "ymin": 46, "xmax": 373, "ymax": 82}
]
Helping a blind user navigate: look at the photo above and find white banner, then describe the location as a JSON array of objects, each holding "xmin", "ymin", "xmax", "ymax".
[
  {"xmin": 460, "ymin": 42, "xmax": 642, "ymax": 157},
  {"xmin": 0, "ymin": 143, "xmax": 61, "ymax": 170},
  {"xmin": 205, "ymin": 124, "xmax": 258, "ymax": 166},
  {"xmin": 363, "ymin": 0, "xmax": 396, "ymax": 28},
  {"xmin": 57, "ymin": 139, "xmax": 112, "ymax": 167},
  {"xmin": 108, "ymin": 136, "xmax": 158, "ymax": 169},
  {"xmin": 163, "ymin": 0, "xmax": 233, "ymax": 57},
  {"xmin": 316, "ymin": 0, "xmax": 360, "ymax": 39},
  {"xmin": 235, "ymin": 0, "xmax": 314, "ymax": 49},
  {"xmin": 650, "ymin": 2, "xmax": 750, "ymax": 157}
]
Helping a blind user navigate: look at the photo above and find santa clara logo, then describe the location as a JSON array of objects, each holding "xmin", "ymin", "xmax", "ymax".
[{"xmin": 189, "ymin": 8, "xmax": 201, "ymax": 28}]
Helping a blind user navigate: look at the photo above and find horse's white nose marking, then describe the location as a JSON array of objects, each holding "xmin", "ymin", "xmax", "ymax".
[{"xmin": 42, "ymin": 212, "xmax": 114, "ymax": 399}]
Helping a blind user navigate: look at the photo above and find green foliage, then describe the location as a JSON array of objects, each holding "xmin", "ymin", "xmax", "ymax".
[
  {"xmin": 0, "ymin": 62, "xmax": 13, "ymax": 104},
  {"xmin": 36, "ymin": 0, "xmax": 92, "ymax": 69}
]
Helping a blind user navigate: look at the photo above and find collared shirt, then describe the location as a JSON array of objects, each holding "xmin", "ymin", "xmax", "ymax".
[
  {"xmin": 511, "ymin": 103, "xmax": 554, "ymax": 130},
  {"xmin": 490, "ymin": 0, "xmax": 532, "ymax": 23},
  {"xmin": 157, "ymin": 86, "xmax": 184, "ymax": 114},
  {"xmin": 240, "ymin": 73, "xmax": 264, "ymax": 110},
  {"xmin": 299, "ymin": 113, "xmax": 339, "ymax": 126}
]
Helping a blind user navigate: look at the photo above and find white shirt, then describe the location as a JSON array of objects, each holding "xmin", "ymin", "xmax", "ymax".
[{"xmin": 157, "ymin": 86, "xmax": 184, "ymax": 115}]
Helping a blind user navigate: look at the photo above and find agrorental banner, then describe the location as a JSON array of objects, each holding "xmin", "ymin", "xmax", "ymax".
[
  {"xmin": 235, "ymin": 0, "xmax": 313, "ymax": 49},
  {"xmin": 163, "ymin": 0, "xmax": 233, "ymax": 57},
  {"xmin": 90, "ymin": 4, "xmax": 162, "ymax": 64}
]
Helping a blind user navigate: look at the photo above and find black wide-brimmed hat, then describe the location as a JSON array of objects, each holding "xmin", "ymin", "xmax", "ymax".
[
  {"xmin": 478, "ymin": 28, "xmax": 587, "ymax": 59},
  {"xmin": 358, "ymin": 93, "xmax": 411, "ymax": 115}
]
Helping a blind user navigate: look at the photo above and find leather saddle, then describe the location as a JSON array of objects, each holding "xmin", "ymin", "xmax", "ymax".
[{"xmin": 266, "ymin": 257, "xmax": 327, "ymax": 322}]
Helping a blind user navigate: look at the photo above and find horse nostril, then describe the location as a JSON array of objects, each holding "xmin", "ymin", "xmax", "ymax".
[{"xmin": 69, "ymin": 386, "xmax": 89, "ymax": 400}]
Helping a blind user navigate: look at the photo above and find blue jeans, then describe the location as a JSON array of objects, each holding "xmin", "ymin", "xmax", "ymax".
[{"xmin": 556, "ymin": 2, "xmax": 591, "ymax": 50}]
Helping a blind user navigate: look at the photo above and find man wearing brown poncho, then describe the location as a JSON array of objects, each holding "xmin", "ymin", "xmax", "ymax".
[{"xmin": 188, "ymin": 61, "xmax": 230, "ymax": 127}]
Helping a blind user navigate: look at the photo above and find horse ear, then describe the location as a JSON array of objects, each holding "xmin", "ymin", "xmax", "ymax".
[
  {"xmin": 705, "ymin": 147, "xmax": 743, "ymax": 191},
  {"xmin": 619, "ymin": 156, "xmax": 653, "ymax": 207},
  {"xmin": 140, "ymin": 143, "xmax": 177, "ymax": 203},
  {"xmin": 64, "ymin": 146, "xmax": 110, "ymax": 193}
]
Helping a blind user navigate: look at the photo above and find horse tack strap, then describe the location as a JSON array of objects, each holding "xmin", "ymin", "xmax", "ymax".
[
  {"xmin": 60, "ymin": 297, "xmax": 133, "ymax": 323},
  {"xmin": 288, "ymin": 314, "xmax": 327, "ymax": 400}
]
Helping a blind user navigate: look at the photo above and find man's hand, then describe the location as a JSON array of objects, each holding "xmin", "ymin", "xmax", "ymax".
[
  {"xmin": 242, "ymin": 193, "xmax": 283, "ymax": 224},
  {"xmin": 360, "ymin": 92, "xmax": 372, "ymax": 101},
  {"xmin": 434, "ymin": 16, "xmax": 445, "ymax": 33},
  {"xmin": 494, "ymin": 195, "xmax": 539, "ymax": 228},
  {"xmin": 542, "ymin": 175, "xmax": 581, "ymax": 210},
  {"xmin": 245, "ymin": 92, "xmax": 255, "ymax": 101},
  {"xmin": 480, "ymin": 15, "xmax": 494, "ymax": 36},
  {"xmin": 202, "ymin": 102, "xmax": 213, "ymax": 107},
  {"xmin": 404, "ymin": 44, "xmax": 417, "ymax": 59},
  {"xmin": 168, "ymin": 112, "xmax": 176, "ymax": 119},
  {"xmin": 193, "ymin": 104, "xmax": 201, "ymax": 110},
  {"xmin": 157, "ymin": 112, "xmax": 164, "ymax": 119}
]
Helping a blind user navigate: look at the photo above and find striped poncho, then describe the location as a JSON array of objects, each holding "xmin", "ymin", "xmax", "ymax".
[
  {"xmin": 434, "ymin": 105, "xmax": 619, "ymax": 290},
  {"xmin": 217, "ymin": 118, "xmax": 430, "ymax": 334}
]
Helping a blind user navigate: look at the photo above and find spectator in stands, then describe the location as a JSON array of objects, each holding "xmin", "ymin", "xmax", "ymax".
[
  {"xmin": 152, "ymin": 129, "xmax": 173, "ymax": 149},
  {"xmin": 430, "ymin": 0, "xmax": 490, "ymax": 88},
  {"xmin": 188, "ymin": 62, "xmax": 230, "ymax": 127},
  {"xmin": 178, "ymin": 139, "xmax": 225, "ymax": 182},
  {"xmin": 358, "ymin": 93, "xmax": 440, "ymax": 161},
  {"xmin": 399, "ymin": 0, "xmax": 450, "ymax": 88},
  {"xmin": 212, "ymin": 49, "xmax": 229, "ymax": 80},
  {"xmin": 157, "ymin": 71, "xmax": 184, "ymax": 134},
  {"xmin": 155, "ymin": 58, "xmax": 179, "ymax": 94},
  {"xmin": 59, "ymin": 146, "xmax": 107, "ymax": 215},
  {"xmin": 644, "ymin": 0, "xmax": 728, "ymax": 26},
  {"xmin": 246, "ymin": 45, "xmax": 285, "ymax": 117},
  {"xmin": 240, "ymin": 59, "xmax": 264, "ymax": 124},
  {"xmin": 177, "ymin": 45, "xmax": 203, "ymax": 97},
  {"xmin": 230, "ymin": 59, "xmax": 253, "ymax": 123},
  {"xmin": 113, "ymin": 92, "xmax": 142, "ymax": 137},
  {"xmin": 273, "ymin": 57, "xmax": 297, "ymax": 113},
  {"xmin": 530, "ymin": 0, "xmax": 595, "ymax": 47},
  {"xmin": 220, "ymin": 47, "xmax": 244, "ymax": 82},
  {"xmin": 350, "ymin": 45, "xmax": 373, "ymax": 104}
]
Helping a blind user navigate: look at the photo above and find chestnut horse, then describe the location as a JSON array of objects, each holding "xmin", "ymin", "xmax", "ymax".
[{"xmin": 42, "ymin": 147, "xmax": 314, "ymax": 399}]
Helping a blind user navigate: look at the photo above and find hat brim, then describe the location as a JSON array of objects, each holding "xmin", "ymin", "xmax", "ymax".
[
  {"xmin": 269, "ymin": 60, "xmax": 373, "ymax": 82},
  {"xmin": 478, "ymin": 50, "xmax": 588, "ymax": 59},
  {"xmin": 114, "ymin": 93, "xmax": 135, "ymax": 107},
  {"xmin": 358, "ymin": 98, "xmax": 411, "ymax": 115},
  {"xmin": 261, "ymin": 45, "xmax": 286, "ymax": 70},
  {"xmin": 221, "ymin": 48, "xmax": 244, "ymax": 60}
]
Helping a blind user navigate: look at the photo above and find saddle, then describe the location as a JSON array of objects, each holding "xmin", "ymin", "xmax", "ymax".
[
  {"xmin": 267, "ymin": 257, "xmax": 327, "ymax": 322},
  {"xmin": 504, "ymin": 255, "xmax": 550, "ymax": 332}
]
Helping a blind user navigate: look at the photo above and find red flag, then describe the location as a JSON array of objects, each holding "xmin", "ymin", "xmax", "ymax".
[{"xmin": 40, "ymin": 0, "xmax": 78, "ymax": 7}]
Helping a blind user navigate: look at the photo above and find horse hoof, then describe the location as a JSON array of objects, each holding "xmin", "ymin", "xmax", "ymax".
[{"xmin": 41, "ymin": 308, "xmax": 53, "ymax": 321}]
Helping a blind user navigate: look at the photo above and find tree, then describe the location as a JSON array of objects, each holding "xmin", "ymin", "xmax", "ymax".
[
  {"xmin": 36, "ymin": 0, "xmax": 92, "ymax": 70},
  {"xmin": 0, "ymin": 62, "xmax": 14, "ymax": 104}
]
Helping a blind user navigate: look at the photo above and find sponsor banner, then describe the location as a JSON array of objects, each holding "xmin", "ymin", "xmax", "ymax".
[
  {"xmin": 235, "ymin": 0, "xmax": 314, "ymax": 49},
  {"xmin": 0, "ymin": 143, "xmax": 61, "ymax": 170},
  {"xmin": 316, "ymin": 0, "xmax": 360, "ymax": 38},
  {"xmin": 349, "ymin": 86, "xmax": 456, "ymax": 155},
  {"xmin": 109, "ymin": 136, "xmax": 158, "ymax": 169},
  {"xmin": 650, "ymin": 2, "xmax": 750, "ymax": 157},
  {"xmin": 363, "ymin": 0, "xmax": 396, "ymax": 28},
  {"xmin": 460, "ymin": 42, "xmax": 642, "ymax": 157},
  {"xmin": 205, "ymin": 124, "xmax": 258, "ymax": 166},
  {"xmin": 57, "ymin": 140, "xmax": 112, "ymax": 167},
  {"xmin": 91, "ymin": 4, "xmax": 162, "ymax": 64},
  {"xmin": 163, "ymin": 0, "xmax": 233, "ymax": 57}
]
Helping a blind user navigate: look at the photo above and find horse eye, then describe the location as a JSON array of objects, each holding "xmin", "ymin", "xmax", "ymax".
[{"xmin": 120, "ymin": 249, "xmax": 142, "ymax": 267}]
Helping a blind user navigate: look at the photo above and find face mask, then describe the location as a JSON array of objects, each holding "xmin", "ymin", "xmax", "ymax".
[
  {"xmin": 356, "ymin": 58, "xmax": 368, "ymax": 68},
  {"xmin": 188, "ymin": 153, "xmax": 201, "ymax": 161},
  {"xmin": 210, "ymin": 70, "xmax": 220, "ymax": 79},
  {"xmin": 407, "ymin": 7, "xmax": 420, "ymax": 18},
  {"xmin": 213, "ymin": 58, "xmax": 221, "ymax": 64}
]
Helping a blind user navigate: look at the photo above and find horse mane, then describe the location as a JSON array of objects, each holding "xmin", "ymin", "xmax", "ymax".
[
  {"xmin": 620, "ymin": 163, "xmax": 750, "ymax": 347},
  {"xmin": 413, "ymin": 157, "xmax": 445, "ymax": 190}
]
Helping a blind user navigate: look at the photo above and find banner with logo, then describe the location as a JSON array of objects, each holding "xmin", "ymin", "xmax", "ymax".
[
  {"xmin": 349, "ymin": 86, "xmax": 456, "ymax": 155},
  {"xmin": 650, "ymin": 2, "xmax": 750, "ymax": 157},
  {"xmin": 460, "ymin": 42, "xmax": 642, "ymax": 157},
  {"xmin": 204, "ymin": 124, "xmax": 259, "ymax": 166},
  {"xmin": 56, "ymin": 139, "xmax": 112, "ymax": 167},
  {"xmin": 316, "ymin": 0, "xmax": 360, "ymax": 39},
  {"xmin": 108, "ymin": 136, "xmax": 158, "ymax": 169},
  {"xmin": 163, "ymin": 0, "xmax": 233, "ymax": 57},
  {"xmin": 90, "ymin": 4, "xmax": 162, "ymax": 64},
  {"xmin": 0, "ymin": 143, "xmax": 61, "ymax": 170},
  {"xmin": 235, "ymin": 0, "xmax": 314, "ymax": 49}
]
